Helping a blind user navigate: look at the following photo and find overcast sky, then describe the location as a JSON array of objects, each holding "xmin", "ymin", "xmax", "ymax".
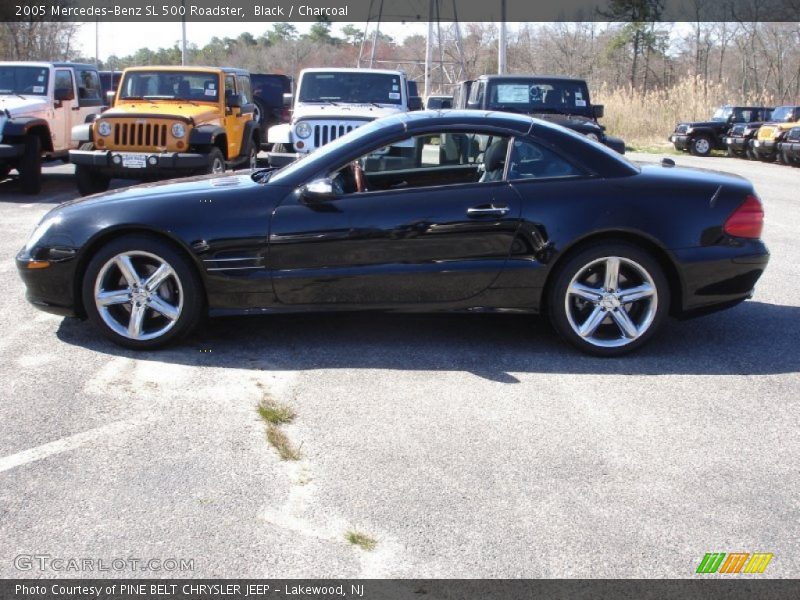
[{"xmin": 76, "ymin": 21, "xmax": 430, "ymax": 60}]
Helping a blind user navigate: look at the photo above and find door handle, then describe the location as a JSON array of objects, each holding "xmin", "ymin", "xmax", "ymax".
[{"xmin": 467, "ymin": 204, "xmax": 509, "ymax": 217}]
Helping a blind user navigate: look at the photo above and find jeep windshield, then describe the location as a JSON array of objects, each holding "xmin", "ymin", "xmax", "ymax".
[
  {"xmin": 485, "ymin": 79, "xmax": 592, "ymax": 117},
  {"xmin": 298, "ymin": 72, "xmax": 403, "ymax": 105},
  {"xmin": 118, "ymin": 71, "xmax": 220, "ymax": 103},
  {"xmin": 710, "ymin": 107, "xmax": 734, "ymax": 121},
  {"xmin": 0, "ymin": 66, "xmax": 50, "ymax": 96},
  {"xmin": 769, "ymin": 106, "xmax": 796, "ymax": 122}
]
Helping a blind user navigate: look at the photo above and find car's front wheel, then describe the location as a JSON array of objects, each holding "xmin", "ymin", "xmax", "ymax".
[
  {"xmin": 548, "ymin": 243, "xmax": 669, "ymax": 356},
  {"xmin": 82, "ymin": 235, "xmax": 203, "ymax": 350},
  {"xmin": 690, "ymin": 135, "xmax": 712, "ymax": 157}
]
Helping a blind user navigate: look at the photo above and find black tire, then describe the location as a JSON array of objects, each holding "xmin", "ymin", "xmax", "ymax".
[
  {"xmin": 204, "ymin": 147, "xmax": 226, "ymax": 175},
  {"xmin": 548, "ymin": 242, "xmax": 670, "ymax": 357},
  {"xmin": 75, "ymin": 143, "xmax": 111, "ymax": 196},
  {"xmin": 19, "ymin": 134, "xmax": 42, "ymax": 194},
  {"xmin": 82, "ymin": 234, "xmax": 204, "ymax": 350},
  {"xmin": 244, "ymin": 136, "xmax": 258, "ymax": 170},
  {"xmin": 273, "ymin": 143, "xmax": 294, "ymax": 153},
  {"xmin": 726, "ymin": 146, "xmax": 742, "ymax": 158},
  {"xmin": 745, "ymin": 142, "xmax": 758, "ymax": 160},
  {"xmin": 689, "ymin": 135, "xmax": 712, "ymax": 157}
]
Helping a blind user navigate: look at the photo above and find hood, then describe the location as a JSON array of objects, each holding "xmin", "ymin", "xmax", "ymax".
[
  {"xmin": 104, "ymin": 101, "xmax": 221, "ymax": 123},
  {"xmin": 531, "ymin": 113, "xmax": 602, "ymax": 133},
  {"xmin": 293, "ymin": 102, "xmax": 405, "ymax": 121},
  {"xmin": 0, "ymin": 94, "xmax": 49, "ymax": 118},
  {"xmin": 677, "ymin": 120, "xmax": 726, "ymax": 129}
]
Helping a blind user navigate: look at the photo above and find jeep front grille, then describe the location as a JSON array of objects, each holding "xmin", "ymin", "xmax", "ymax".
[
  {"xmin": 675, "ymin": 124, "xmax": 689, "ymax": 134},
  {"xmin": 112, "ymin": 122, "xmax": 168, "ymax": 149},
  {"xmin": 313, "ymin": 123, "xmax": 356, "ymax": 147}
]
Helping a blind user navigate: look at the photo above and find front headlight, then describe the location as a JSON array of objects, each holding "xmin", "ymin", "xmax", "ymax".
[
  {"xmin": 97, "ymin": 121, "xmax": 112, "ymax": 137},
  {"xmin": 171, "ymin": 122, "xmax": 186, "ymax": 138},
  {"xmin": 686, "ymin": 127, "xmax": 694, "ymax": 134},
  {"xmin": 24, "ymin": 215, "xmax": 60, "ymax": 253},
  {"xmin": 295, "ymin": 122, "xmax": 312, "ymax": 139},
  {"xmin": 585, "ymin": 132, "xmax": 600, "ymax": 141}
]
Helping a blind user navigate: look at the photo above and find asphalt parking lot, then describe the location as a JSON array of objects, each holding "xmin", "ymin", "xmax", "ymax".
[{"xmin": 0, "ymin": 153, "xmax": 798, "ymax": 579}]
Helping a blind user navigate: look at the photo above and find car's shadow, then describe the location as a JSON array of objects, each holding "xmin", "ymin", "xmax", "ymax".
[{"xmin": 55, "ymin": 300, "xmax": 798, "ymax": 381}]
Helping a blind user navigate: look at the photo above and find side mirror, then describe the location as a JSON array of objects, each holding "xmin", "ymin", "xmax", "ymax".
[
  {"xmin": 282, "ymin": 92, "xmax": 293, "ymax": 107},
  {"xmin": 301, "ymin": 178, "xmax": 336, "ymax": 202},
  {"xmin": 54, "ymin": 87, "xmax": 74, "ymax": 102},
  {"xmin": 105, "ymin": 90, "xmax": 116, "ymax": 106},
  {"xmin": 226, "ymin": 93, "xmax": 244, "ymax": 108},
  {"xmin": 408, "ymin": 96, "xmax": 423, "ymax": 111},
  {"xmin": 592, "ymin": 104, "xmax": 604, "ymax": 119}
]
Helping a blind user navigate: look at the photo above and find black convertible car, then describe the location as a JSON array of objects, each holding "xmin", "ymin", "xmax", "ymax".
[{"xmin": 17, "ymin": 111, "xmax": 768, "ymax": 356}]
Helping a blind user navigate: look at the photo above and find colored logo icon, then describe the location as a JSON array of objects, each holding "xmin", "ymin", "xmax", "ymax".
[{"xmin": 696, "ymin": 552, "xmax": 773, "ymax": 574}]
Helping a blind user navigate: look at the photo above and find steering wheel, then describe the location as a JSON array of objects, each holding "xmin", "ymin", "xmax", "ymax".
[{"xmin": 351, "ymin": 161, "xmax": 367, "ymax": 193}]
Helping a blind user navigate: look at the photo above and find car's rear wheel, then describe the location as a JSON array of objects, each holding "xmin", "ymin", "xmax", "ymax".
[
  {"xmin": 548, "ymin": 243, "xmax": 669, "ymax": 356},
  {"xmin": 75, "ymin": 143, "xmax": 111, "ymax": 196},
  {"xmin": 19, "ymin": 134, "xmax": 42, "ymax": 194},
  {"xmin": 690, "ymin": 135, "xmax": 712, "ymax": 157},
  {"xmin": 82, "ymin": 235, "xmax": 203, "ymax": 350}
]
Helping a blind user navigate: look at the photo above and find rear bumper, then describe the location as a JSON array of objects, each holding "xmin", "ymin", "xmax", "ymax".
[
  {"xmin": 70, "ymin": 149, "xmax": 207, "ymax": 177},
  {"xmin": 673, "ymin": 241, "xmax": 770, "ymax": 318}
]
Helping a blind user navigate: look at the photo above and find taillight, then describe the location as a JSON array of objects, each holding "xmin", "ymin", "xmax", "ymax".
[{"xmin": 723, "ymin": 195, "xmax": 764, "ymax": 239}]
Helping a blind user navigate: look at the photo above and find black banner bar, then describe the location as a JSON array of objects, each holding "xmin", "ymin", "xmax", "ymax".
[
  {"xmin": 2, "ymin": 579, "xmax": 800, "ymax": 600},
  {"xmin": 1, "ymin": 0, "xmax": 800, "ymax": 23}
]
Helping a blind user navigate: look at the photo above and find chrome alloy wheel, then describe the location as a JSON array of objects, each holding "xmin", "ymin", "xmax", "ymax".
[
  {"xmin": 564, "ymin": 256, "xmax": 658, "ymax": 348},
  {"xmin": 93, "ymin": 251, "xmax": 184, "ymax": 341},
  {"xmin": 694, "ymin": 137, "xmax": 711, "ymax": 155}
]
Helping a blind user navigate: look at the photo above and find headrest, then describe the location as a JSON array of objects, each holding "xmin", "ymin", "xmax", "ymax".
[{"xmin": 484, "ymin": 139, "xmax": 509, "ymax": 172}]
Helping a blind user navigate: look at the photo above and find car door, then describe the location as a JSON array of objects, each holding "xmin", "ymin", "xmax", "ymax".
[
  {"xmin": 74, "ymin": 68, "xmax": 103, "ymax": 138},
  {"xmin": 52, "ymin": 69, "xmax": 76, "ymax": 151},
  {"xmin": 223, "ymin": 73, "xmax": 246, "ymax": 159},
  {"xmin": 269, "ymin": 130, "xmax": 522, "ymax": 305}
]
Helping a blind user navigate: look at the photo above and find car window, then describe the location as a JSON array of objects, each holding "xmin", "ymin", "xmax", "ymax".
[
  {"xmin": 330, "ymin": 130, "xmax": 511, "ymax": 195},
  {"xmin": 76, "ymin": 69, "xmax": 102, "ymax": 105},
  {"xmin": 54, "ymin": 70, "xmax": 73, "ymax": 95},
  {"xmin": 236, "ymin": 75, "xmax": 252, "ymax": 104},
  {"xmin": 507, "ymin": 138, "xmax": 584, "ymax": 181}
]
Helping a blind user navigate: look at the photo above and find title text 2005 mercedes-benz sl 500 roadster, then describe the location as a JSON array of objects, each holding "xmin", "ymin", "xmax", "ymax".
[{"xmin": 17, "ymin": 111, "xmax": 768, "ymax": 356}]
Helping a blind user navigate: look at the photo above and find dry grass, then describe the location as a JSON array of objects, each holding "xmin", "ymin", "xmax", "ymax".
[
  {"xmin": 256, "ymin": 396, "xmax": 296, "ymax": 425},
  {"xmin": 346, "ymin": 530, "xmax": 377, "ymax": 551},
  {"xmin": 266, "ymin": 424, "xmax": 302, "ymax": 461},
  {"xmin": 595, "ymin": 76, "xmax": 779, "ymax": 148}
]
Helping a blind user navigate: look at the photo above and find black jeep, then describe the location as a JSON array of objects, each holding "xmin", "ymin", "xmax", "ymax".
[
  {"xmin": 777, "ymin": 125, "xmax": 800, "ymax": 166},
  {"xmin": 670, "ymin": 106, "xmax": 771, "ymax": 157},
  {"xmin": 724, "ymin": 117, "xmax": 772, "ymax": 160},
  {"xmin": 457, "ymin": 74, "xmax": 625, "ymax": 154}
]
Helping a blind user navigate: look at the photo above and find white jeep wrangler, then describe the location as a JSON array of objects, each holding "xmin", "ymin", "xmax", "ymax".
[
  {"xmin": 0, "ymin": 62, "xmax": 103, "ymax": 194},
  {"xmin": 267, "ymin": 68, "xmax": 421, "ymax": 166}
]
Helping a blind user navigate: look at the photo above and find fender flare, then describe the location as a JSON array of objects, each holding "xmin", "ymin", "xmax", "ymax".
[
  {"xmin": 267, "ymin": 123, "xmax": 292, "ymax": 144},
  {"xmin": 189, "ymin": 124, "xmax": 227, "ymax": 147},
  {"xmin": 3, "ymin": 117, "xmax": 49, "ymax": 137},
  {"xmin": 241, "ymin": 120, "xmax": 261, "ymax": 154}
]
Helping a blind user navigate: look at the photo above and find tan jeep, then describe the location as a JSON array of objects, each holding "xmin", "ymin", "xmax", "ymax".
[{"xmin": 69, "ymin": 66, "xmax": 260, "ymax": 195}]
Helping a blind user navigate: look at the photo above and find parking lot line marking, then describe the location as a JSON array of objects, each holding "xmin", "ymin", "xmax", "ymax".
[{"xmin": 0, "ymin": 419, "xmax": 139, "ymax": 474}]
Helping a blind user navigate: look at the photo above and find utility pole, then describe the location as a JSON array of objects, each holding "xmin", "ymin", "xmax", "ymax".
[
  {"xmin": 424, "ymin": 1, "xmax": 434, "ymax": 97},
  {"xmin": 95, "ymin": 20, "xmax": 100, "ymax": 68},
  {"xmin": 181, "ymin": 0, "xmax": 187, "ymax": 65},
  {"xmin": 498, "ymin": 0, "xmax": 507, "ymax": 74}
]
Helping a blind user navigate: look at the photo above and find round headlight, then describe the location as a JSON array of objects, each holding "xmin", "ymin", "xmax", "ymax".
[
  {"xmin": 97, "ymin": 121, "xmax": 112, "ymax": 137},
  {"xmin": 585, "ymin": 132, "xmax": 600, "ymax": 141},
  {"xmin": 171, "ymin": 122, "xmax": 186, "ymax": 138},
  {"xmin": 295, "ymin": 122, "xmax": 312, "ymax": 139}
]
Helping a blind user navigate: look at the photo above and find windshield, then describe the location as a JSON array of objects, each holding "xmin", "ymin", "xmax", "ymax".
[
  {"xmin": 487, "ymin": 79, "xmax": 592, "ymax": 115},
  {"xmin": 0, "ymin": 66, "xmax": 49, "ymax": 96},
  {"xmin": 711, "ymin": 106, "xmax": 733, "ymax": 121},
  {"xmin": 770, "ymin": 106, "xmax": 796, "ymax": 122},
  {"xmin": 118, "ymin": 71, "xmax": 220, "ymax": 102},
  {"xmin": 298, "ymin": 72, "xmax": 403, "ymax": 105}
]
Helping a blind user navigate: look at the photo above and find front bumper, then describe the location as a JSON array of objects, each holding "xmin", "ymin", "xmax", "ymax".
[
  {"xmin": 725, "ymin": 136, "xmax": 749, "ymax": 153},
  {"xmin": 16, "ymin": 249, "xmax": 79, "ymax": 318},
  {"xmin": 672, "ymin": 240, "xmax": 770, "ymax": 318},
  {"xmin": 670, "ymin": 134, "xmax": 690, "ymax": 151},
  {"xmin": 752, "ymin": 139, "xmax": 778, "ymax": 158},
  {"xmin": 778, "ymin": 140, "xmax": 800, "ymax": 159},
  {"xmin": 70, "ymin": 149, "xmax": 208, "ymax": 177},
  {"xmin": 0, "ymin": 142, "xmax": 25, "ymax": 160}
]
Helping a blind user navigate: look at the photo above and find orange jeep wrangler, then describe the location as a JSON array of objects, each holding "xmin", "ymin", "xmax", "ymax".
[{"xmin": 69, "ymin": 66, "xmax": 260, "ymax": 195}]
